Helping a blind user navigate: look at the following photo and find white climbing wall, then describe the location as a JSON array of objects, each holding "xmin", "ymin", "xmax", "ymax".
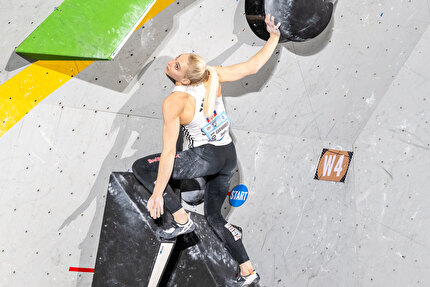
[{"xmin": 0, "ymin": 0, "xmax": 429, "ymax": 286}]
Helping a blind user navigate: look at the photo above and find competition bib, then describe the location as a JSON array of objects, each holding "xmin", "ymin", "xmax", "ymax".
[{"xmin": 202, "ymin": 111, "xmax": 231, "ymax": 141}]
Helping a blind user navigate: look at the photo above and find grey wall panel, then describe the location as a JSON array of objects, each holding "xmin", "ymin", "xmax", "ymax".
[
  {"xmin": 356, "ymin": 214, "xmax": 430, "ymax": 286},
  {"xmin": 228, "ymin": 129, "xmax": 356, "ymax": 286},
  {"xmin": 297, "ymin": 0, "xmax": 430, "ymax": 143},
  {"xmin": 354, "ymin": 25, "xmax": 430, "ymax": 287},
  {"xmin": 0, "ymin": 100, "xmax": 164, "ymax": 286}
]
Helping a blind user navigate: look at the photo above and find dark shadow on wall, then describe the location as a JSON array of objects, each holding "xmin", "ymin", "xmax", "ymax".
[
  {"xmin": 57, "ymin": 59, "xmax": 156, "ymax": 287},
  {"xmin": 4, "ymin": 52, "xmax": 36, "ymax": 71}
]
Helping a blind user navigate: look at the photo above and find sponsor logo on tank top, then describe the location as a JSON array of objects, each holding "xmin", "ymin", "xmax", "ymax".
[{"xmin": 202, "ymin": 110, "xmax": 231, "ymax": 141}]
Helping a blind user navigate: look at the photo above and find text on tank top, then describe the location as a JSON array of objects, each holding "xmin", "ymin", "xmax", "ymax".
[{"xmin": 172, "ymin": 82, "xmax": 232, "ymax": 149}]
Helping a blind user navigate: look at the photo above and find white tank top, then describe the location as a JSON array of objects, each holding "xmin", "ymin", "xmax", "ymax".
[{"xmin": 173, "ymin": 82, "xmax": 232, "ymax": 150}]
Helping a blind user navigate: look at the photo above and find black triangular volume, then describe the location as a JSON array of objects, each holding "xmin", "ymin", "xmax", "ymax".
[{"xmin": 93, "ymin": 172, "xmax": 240, "ymax": 287}]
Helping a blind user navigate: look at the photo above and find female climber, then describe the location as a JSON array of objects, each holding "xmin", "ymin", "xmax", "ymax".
[{"xmin": 132, "ymin": 13, "xmax": 281, "ymax": 286}]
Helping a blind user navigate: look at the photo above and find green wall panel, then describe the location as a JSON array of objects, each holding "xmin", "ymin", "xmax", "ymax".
[{"xmin": 16, "ymin": 0, "xmax": 156, "ymax": 60}]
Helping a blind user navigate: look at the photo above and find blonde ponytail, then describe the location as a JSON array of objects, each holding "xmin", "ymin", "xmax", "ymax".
[
  {"xmin": 203, "ymin": 66, "xmax": 219, "ymax": 118},
  {"xmin": 184, "ymin": 54, "xmax": 220, "ymax": 117}
]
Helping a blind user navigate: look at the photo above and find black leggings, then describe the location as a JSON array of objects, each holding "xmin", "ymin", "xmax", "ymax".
[{"xmin": 132, "ymin": 142, "xmax": 250, "ymax": 264}]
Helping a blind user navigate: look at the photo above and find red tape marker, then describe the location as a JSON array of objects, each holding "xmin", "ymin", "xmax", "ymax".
[{"xmin": 69, "ymin": 267, "xmax": 94, "ymax": 273}]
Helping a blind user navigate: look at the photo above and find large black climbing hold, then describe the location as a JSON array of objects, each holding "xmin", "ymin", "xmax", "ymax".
[
  {"xmin": 245, "ymin": 0, "xmax": 334, "ymax": 42},
  {"xmin": 92, "ymin": 172, "xmax": 244, "ymax": 287}
]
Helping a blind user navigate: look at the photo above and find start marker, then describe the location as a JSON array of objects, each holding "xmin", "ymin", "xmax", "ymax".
[{"xmin": 229, "ymin": 185, "xmax": 249, "ymax": 207}]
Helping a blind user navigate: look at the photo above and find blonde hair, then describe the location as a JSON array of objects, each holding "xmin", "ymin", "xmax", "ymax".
[{"xmin": 185, "ymin": 54, "xmax": 219, "ymax": 118}]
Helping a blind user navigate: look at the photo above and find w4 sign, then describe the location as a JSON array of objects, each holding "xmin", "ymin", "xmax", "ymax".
[{"xmin": 314, "ymin": 149, "xmax": 353, "ymax": 182}]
